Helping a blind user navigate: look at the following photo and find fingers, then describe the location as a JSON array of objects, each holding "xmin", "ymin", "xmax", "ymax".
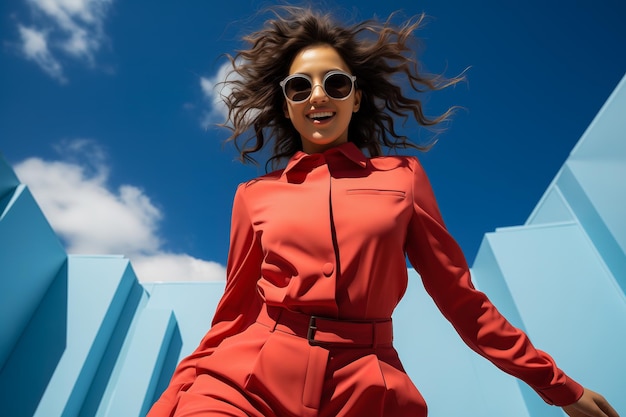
[
  {"xmin": 588, "ymin": 388, "xmax": 620, "ymax": 417},
  {"xmin": 596, "ymin": 395, "xmax": 620, "ymax": 417}
]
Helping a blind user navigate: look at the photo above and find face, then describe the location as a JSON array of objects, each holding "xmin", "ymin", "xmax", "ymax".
[{"xmin": 283, "ymin": 44, "xmax": 361, "ymax": 154}]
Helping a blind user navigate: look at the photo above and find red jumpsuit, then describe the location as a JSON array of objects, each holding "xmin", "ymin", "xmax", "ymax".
[{"xmin": 147, "ymin": 142, "xmax": 583, "ymax": 417}]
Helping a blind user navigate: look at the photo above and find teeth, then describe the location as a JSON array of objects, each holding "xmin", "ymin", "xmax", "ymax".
[{"xmin": 308, "ymin": 112, "xmax": 334, "ymax": 119}]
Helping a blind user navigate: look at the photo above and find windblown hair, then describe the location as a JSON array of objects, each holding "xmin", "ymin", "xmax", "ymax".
[{"xmin": 221, "ymin": 6, "xmax": 462, "ymax": 167}]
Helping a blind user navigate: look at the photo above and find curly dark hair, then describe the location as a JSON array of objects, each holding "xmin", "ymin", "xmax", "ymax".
[{"xmin": 221, "ymin": 6, "xmax": 463, "ymax": 168}]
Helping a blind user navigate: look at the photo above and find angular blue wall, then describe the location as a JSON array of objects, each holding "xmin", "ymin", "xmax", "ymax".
[
  {"xmin": 1, "ymin": 73, "xmax": 624, "ymax": 416},
  {"xmin": 468, "ymin": 72, "xmax": 626, "ymax": 415}
]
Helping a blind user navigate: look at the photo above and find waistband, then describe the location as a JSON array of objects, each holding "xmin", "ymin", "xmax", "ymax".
[{"xmin": 257, "ymin": 304, "xmax": 393, "ymax": 348}]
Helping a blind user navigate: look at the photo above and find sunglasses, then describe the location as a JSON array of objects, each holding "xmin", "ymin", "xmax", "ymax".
[{"xmin": 280, "ymin": 70, "xmax": 357, "ymax": 103}]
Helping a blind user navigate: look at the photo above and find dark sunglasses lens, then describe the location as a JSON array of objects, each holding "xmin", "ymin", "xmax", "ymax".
[
  {"xmin": 324, "ymin": 73, "xmax": 353, "ymax": 99},
  {"xmin": 285, "ymin": 77, "xmax": 312, "ymax": 101}
]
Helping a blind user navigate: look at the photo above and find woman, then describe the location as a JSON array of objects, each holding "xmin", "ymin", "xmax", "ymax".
[{"xmin": 148, "ymin": 7, "xmax": 618, "ymax": 417}]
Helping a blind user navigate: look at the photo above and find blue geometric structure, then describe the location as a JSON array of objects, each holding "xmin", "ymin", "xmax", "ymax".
[{"xmin": 1, "ymin": 73, "xmax": 624, "ymax": 416}]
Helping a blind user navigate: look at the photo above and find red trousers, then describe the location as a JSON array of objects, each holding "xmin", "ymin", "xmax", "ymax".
[{"xmin": 171, "ymin": 305, "xmax": 427, "ymax": 416}]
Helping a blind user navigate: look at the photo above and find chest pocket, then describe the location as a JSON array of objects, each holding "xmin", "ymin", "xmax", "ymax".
[
  {"xmin": 341, "ymin": 187, "xmax": 409, "ymax": 240},
  {"xmin": 346, "ymin": 189, "xmax": 406, "ymax": 199}
]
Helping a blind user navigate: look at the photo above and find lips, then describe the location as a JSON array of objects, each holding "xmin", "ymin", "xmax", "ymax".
[{"xmin": 307, "ymin": 111, "xmax": 335, "ymax": 122}]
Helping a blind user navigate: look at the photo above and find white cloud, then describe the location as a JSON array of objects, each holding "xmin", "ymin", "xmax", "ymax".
[
  {"xmin": 14, "ymin": 139, "xmax": 226, "ymax": 282},
  {"xmin": 132, "ymin": 253, "xmax": 226, "ymax": 283},
  {"xmin": 18, "ymin": 25, "xmax": 66, "ymax": 83},
  {"xmin": 15, "ymin": 157, "xmax": 161, "ymax": 255},
  {"xmin": 200, "ymin": 61, "xmax": 237, "ymax": 129},
  {"xmin": 54, "ymin": 137, "xmax": 108, "ymax": 168},
  {"xmin": 199, "ymin": 60, "xmax": 261, "ymax": 130},
  {"xmin": 15, "ymin": 0, "xmax": 114, "ymax": 81}
]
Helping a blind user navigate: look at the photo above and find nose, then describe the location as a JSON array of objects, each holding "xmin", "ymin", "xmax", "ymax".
[{"xmin": 309, "ymin": 83, "xmax": 328, "ymax": 103}]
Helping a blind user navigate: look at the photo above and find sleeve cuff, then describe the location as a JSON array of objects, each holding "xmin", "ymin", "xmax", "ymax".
[{"xmin": 535, "ymin": 375, "xmax": 585, "ymax": 406}]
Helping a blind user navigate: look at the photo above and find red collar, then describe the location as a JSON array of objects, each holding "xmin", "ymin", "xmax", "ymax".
[{"xmin": 282, "ymin": 142, "xmax": 368, "ymax": 177}]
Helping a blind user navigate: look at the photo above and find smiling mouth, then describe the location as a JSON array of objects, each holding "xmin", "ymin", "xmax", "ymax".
[{"xmin": 307, "ymin": 111, "xmax": 335, "ymax": 122}]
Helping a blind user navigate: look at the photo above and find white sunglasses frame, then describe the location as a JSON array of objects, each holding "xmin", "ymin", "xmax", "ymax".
[{"xmin": 279, "ymin": 70, "xmax": 357, "ymax": 103}]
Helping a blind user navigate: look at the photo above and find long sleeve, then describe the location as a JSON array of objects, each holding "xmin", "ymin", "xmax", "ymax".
[
  {"xmin": 147, "ymin": 183, "xmax": 263, "ymax": 417},
  {"xmin": 404, "ymin": 157, "xmax": 584, "ymax": 406}
]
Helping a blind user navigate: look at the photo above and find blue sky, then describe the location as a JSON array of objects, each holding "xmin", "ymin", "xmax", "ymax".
[{"xmin": 1, "ymin": 0, "xmax": 625, "ymax": 281}]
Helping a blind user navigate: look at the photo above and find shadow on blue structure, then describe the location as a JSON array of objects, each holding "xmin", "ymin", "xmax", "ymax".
[
  {"xmin": 558, "ymin": 163, "xmax": 626, "ymax": 294},
  {"xmin": 150, "ymin": 326, "xmax": 183, "ymax": 409},
  {"xmin": 0, "ymin": 183, "xmax": 66, "ymax": 372},
  {"xmin": 79, "ymin": 280, "xmax": 146, "ymax": 417},
  {"xmin": 0, "ymin": 263, "xmax": 68, "ymax": 417}
]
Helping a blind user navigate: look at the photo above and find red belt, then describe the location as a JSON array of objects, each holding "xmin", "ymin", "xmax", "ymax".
[{"xmin": 257, "ymin": 304, "xmax": 393, "ymax": 348}]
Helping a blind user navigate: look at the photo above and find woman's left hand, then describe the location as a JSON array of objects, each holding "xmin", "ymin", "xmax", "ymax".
[{"xmin": 562, "ymin": 388, "xmax": 619, "ymax": 417}]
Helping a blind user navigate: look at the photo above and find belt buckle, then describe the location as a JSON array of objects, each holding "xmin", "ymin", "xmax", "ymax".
[{"xmin": 307, "ymin": 316, "xmax": 319, "ymax": 346}]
